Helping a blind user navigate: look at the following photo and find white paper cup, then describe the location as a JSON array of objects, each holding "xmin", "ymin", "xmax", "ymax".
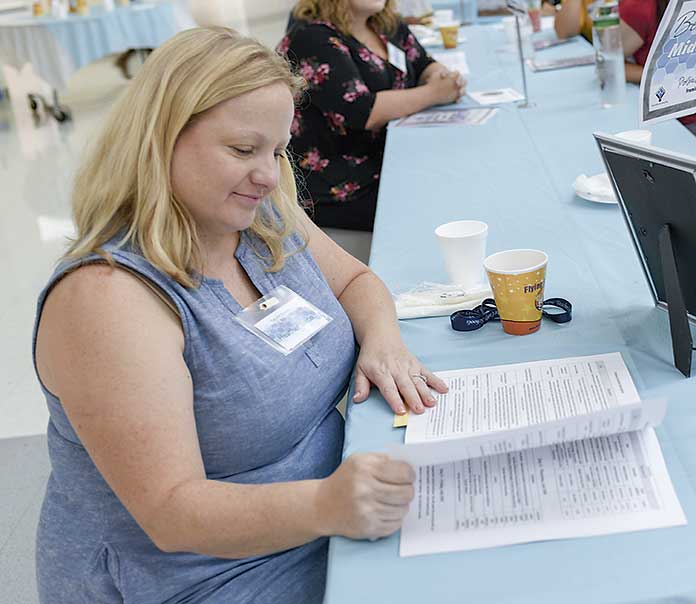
[
  {"xmin": 616, "ymin": 129, "xmax": 652, "ymax": 146},
  {"xmin": 435, "ymin": 220, "xmax": 488, "ymax": 289}
]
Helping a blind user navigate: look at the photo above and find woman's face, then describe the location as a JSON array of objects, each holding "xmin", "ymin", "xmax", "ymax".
[
  {"xmin": 348, "ymin": 0, "xmax": 387, "ymax": 19},
  {"xmin": 170, "ymin": 82, "xmax": 294, "ymax": 240}
]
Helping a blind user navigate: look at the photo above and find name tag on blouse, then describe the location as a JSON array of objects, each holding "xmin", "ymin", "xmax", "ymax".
[
  {"xmin": 387, "ymin": 42, "xmax": 407, "ymax": 73},
  {"xmin": 234, "ymin": 285, "xmax": 332, "ymax": 355}
]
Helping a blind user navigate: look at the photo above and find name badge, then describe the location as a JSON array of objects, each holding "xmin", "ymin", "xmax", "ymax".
[
  {"xmin": 387, "ymin": 42, "xmax": 407, "ymax": 73},
  {"xmin": 234, "ymin": 285, "xmax": 332, "ymax": 355}
]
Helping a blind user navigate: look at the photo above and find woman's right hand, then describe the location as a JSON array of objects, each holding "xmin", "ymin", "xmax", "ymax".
[
  {"xmin": 316, "ymin": 453, "xmax": 415, "ymax": 540},
  {"xmin": 425, "ymin": 71, "xmax": 465, "ymax": 105}
]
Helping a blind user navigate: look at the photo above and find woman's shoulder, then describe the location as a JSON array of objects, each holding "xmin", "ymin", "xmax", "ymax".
[
  {"xmin": 287, "ymin": 20, "xmax": 342, "ymax": 42},
  {"xmin": 280, "ymin": 20, "xmax": 345, "ymax": 58},
  {"xmin": 45, "ymin": 262, "xmax": 174, "ymax": 321},
  {"xmin": 40, "ymin": 260, "xmax": 182, "ymax": 349},
  {"xmin": 40, "ymin": 239, "xmax": 186, "ymax": 334},
  {"xmin": 36, "ymin": 262, "xmax": 184, "ymax": 404}
]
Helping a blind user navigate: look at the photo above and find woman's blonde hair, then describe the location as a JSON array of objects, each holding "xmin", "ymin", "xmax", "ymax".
[
  {"xmin": 293, "ymin": 0, "xmax": 399, "ymax": 36},
  {"xmin": 65, "ymin": 27, "xmax": 306, "ymax": 288}
]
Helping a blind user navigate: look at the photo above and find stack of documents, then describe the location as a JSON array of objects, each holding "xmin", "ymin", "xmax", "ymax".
[
  {"xmin": 392, "ymin": 107, "xmax": 497, "ymax": 128},
  {"xmin": 528, "ymin": 55, "xmax": 595, "ymax": 72},
  {"xmin": 389, "ymin": 353, "xmax": 686, "ymax": 556}
]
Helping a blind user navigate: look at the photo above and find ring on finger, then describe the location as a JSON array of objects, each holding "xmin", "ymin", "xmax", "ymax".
[{"xmin": 411, "ymin": 373, "xmax": 428, "ymax": 385}]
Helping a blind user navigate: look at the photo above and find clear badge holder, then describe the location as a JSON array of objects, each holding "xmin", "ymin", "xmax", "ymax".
[{"xmin": 234, "ymin": 285, "xmax": 332, "ymax": 355}]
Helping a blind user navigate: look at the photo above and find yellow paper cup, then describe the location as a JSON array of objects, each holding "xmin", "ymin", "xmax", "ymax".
[
  {"xmin": 484, "ymin": 249, "xmax": 548, "ymax": 336},
  {"xmin": 439, "ymin": 23, "xmax": 460, "ymax": 49}
]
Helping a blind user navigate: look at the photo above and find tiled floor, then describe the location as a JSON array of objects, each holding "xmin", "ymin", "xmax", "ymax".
[
  {"xmin": 0, "ymin": 9, "xmax": 288, "ymax": 602},
  {"xmin": 0, "ymin": 436, "xmax": 50, "ymax": 604}
]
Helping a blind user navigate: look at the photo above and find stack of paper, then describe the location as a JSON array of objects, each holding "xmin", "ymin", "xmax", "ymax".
[
  {"xmin": 393, "ymin": 107, "xmax": 497, "ymax": 128},
  {"xmin": 389, "ymin": 353, "xmax": 686, "ymax": 556}
]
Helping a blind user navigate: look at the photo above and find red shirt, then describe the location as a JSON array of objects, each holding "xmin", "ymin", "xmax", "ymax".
[{"xmin": 621, "ymin": 0, "xmax": 696, "ymax": 124}]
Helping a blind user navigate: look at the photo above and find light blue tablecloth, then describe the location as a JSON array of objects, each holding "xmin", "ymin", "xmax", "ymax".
[
  {"xmin": 0, "ymin": 2, "xmax": 176, "ymax": 90},
  {"xmin": 325, "ymin": 25, "xmax": 696, "ymax": 604}
]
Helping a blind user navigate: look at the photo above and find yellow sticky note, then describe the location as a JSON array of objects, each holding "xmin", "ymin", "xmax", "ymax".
[{"xmin": 393, "ymin": 411, "xmax": 410, "ymax": 428}]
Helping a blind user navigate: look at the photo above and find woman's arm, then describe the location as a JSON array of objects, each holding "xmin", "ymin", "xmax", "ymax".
[
  {"xmin": 619, "ymin": 19, "xmax": 647, "ymax": 83},
  {"xmin": 36, "ymin": 264, "xmax": 414, "ymax": 556},
  {"xmin": 418, "ymin": 60, "xmax": 447, "ymax": 85},
  {"xmin": 285, "ymin": 25, "xmax": 462, "ymax": 133},
  {"xmin": 625, "ymin": 62, "xmax": 644, "ymax": 84},
  {"xmin": 554, "ymin": 0, "xmax": 584, "ymax": 39},
  {"xmin": 620, "ymin": 19, "xmax": 645, "ymax": 58},
  {"xmin": 365, "ymin": 74, "xmax": 461, "ymax": 130},
  {"xmin": 302, "ymin": 216, "xmax": 449, "ymax": 415}
]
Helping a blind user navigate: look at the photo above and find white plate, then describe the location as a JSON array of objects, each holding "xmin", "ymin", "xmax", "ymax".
[{"xmin": 573, "ymin": 172, "xmax": 617, "ymax": 204}]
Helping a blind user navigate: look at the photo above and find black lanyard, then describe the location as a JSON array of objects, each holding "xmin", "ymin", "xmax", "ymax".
[{"xmin": 450, "ymin": 298, "xmax": 572, "ymax": 332}]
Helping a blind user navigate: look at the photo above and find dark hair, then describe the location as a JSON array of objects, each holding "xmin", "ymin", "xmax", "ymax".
[{"xmin": 657, "ymin": 0, "xmax": 668, "ymax": 22}]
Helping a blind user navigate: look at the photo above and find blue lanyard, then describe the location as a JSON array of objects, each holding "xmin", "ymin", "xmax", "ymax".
[{"xmin": 450, "ymin": 298, "xmax": 573, "ymax": 332}]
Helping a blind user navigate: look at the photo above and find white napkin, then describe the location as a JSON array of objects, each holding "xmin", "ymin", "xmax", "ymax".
[
  {"xmin": 394, "ymin": 282, "xmax": 492, "ymax": 320},
  {"xmin": 574, "ymin": 172, "xmax": 616, "ymax": 200},
  {"xmin": 432, "ymin": 50, "xmax": 470, "ymax": 76}
]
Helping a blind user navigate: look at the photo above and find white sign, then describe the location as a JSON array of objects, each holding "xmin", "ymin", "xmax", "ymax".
[
  {"xmin": 387, "ymin": 42, "xmax": 407, "ymax": 73},
  {"xmin": 640, "ymin": 0, "xmax": 696, "ymax": 124},
  {"xmin": 469, "ymin": 88, "xmax": 526, "ymax": 105}
]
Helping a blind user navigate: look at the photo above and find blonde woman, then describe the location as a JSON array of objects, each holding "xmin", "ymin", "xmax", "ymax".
[
  {"xmin": 278, "ymin": 0, "xmax": 465, "ymax": 232},
  {"xmin": 33, "ymin": 27, "xmax": 447, "ymax": 603}
]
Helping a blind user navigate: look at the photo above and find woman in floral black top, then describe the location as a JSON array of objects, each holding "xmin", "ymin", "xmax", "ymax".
[{"xmin": 278, "ymin": 0, "xmax": 465, "ymax": 232}]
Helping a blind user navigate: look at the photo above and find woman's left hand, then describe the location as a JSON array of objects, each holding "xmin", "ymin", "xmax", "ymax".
[
  {"xmin": 352, "ymin": 336, "xmax": 449, "ymax": 415},
  {"xmin": 451, "ymin": 71, "xmax": 467, "ymax": 98},
  {"xmin": 438, "ymin": 70, "xmax": 467, "ymax": 99},
  {"xmin": 420, "ymin": 65, "xmax": 466, "ymax": 102}
]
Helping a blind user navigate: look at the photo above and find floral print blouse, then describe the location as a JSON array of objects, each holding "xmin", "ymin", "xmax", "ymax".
[{"xmin": 278, "ymin": 20, "xmax": 434, "ymax": 226}]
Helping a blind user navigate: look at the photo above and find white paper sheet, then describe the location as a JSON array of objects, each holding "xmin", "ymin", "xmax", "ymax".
[
  {"xmin": 528, "ymin": 55, "xmax": 595, "ymax": 72},
  {"xmin": 395, "ymin": 354, "xmax": 686, "ymax": 556},
  {"xmin": 468, "ymin": 88, "xmax": 525, "ymax": 105},
  {"xmin": 400, "ymin": 428, "xmax": 686, "ymax": 556},
  {"xmin": 405, "ymin": 353, "xmax": 641, "ymax": 444},
  {"xmin": 431, "ymin": 50, "xmax": 470, "ymax": 76},
  {"xmin": 388, "ymin": 398, "xmax": 666, "ymax": 466},
  {"xmin": 392, "ymin": 107, "xmax": 497, "ymax": 128}
]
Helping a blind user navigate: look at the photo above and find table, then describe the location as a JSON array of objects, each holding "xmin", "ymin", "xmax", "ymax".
[
  {"xmin": 325, "ymin": 25, "xmax": 696, "ymax": 604},
  {"xmin": 0, "ymin": 2, "xmax": 177, "ymax": 91}
]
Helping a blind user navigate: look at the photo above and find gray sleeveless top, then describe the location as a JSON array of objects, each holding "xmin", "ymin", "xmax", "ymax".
[{"xmin": 32, "ymin": 222, "xmax": 356, "ymax": 604}]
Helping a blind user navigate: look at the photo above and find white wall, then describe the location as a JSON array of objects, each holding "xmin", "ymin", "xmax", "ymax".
[
  {"xmin": 0, "ymin": 0, "xmax": 24, "ymax": 11},
  {"xmin": 189, "ymin": 0, "xmax": 293, "ymax": 45},
  {"xmin": 245, "ymin": 0, "xmax": 294, "ymax": 21}
]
